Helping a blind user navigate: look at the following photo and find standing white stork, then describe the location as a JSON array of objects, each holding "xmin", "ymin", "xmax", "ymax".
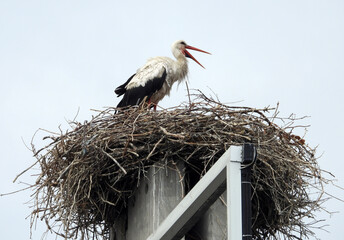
[{"xmin": 115, "ymin": 40, "xmax": 210, "ymax": 110}]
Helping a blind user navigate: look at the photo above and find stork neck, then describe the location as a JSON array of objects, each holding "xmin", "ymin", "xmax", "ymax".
[
  {"xmin": 175, "ymin": 55, "xmax": 188, "ymax": 80},
  {"xmin": 176, "ymin": 55, "xmax": 187, "ymax": 65}
]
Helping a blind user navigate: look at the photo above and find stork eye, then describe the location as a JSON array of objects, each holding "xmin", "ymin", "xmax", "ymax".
[{"xmin": 180, "ymin": 41, "xmax": 186, "ymax": 45}]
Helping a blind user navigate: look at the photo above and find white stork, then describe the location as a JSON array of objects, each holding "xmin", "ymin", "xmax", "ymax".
[{"xmin": 115, "ymin": 40, "xmax": 210, "ymax": 110}]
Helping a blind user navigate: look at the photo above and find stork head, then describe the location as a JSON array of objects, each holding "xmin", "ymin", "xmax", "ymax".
[{"xmin": 171, "ymin": 40, "xmax": 211, "ymax": 68}]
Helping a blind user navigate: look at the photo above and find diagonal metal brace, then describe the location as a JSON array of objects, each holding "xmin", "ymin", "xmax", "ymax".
[{"xmin": 147, "ymin": 146, "xmax": 244, "ymax": 240}]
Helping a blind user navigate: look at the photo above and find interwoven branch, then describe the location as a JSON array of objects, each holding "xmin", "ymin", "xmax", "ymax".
[{"xmin": 27, "ymin": 92, "xmax": 326, "ymax": 239}]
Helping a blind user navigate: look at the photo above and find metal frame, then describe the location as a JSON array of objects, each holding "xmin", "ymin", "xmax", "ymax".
[{"xmin": 147, "ymin": 145, "xmax": 254, "ymax": 240}]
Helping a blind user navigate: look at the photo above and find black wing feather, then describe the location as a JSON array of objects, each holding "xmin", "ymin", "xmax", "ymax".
[
  {"xmin": 115, "ymin": 74, "xmax": 136, "ymax": 97},
  {"xmin": 117, "ymin": 68, "xmax": 167, "ymax": 108}
]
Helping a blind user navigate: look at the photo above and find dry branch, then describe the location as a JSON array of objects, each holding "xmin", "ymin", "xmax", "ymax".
[{"xmin": 25, "ymin": 92, "xmax": 328, "ymax": 240}]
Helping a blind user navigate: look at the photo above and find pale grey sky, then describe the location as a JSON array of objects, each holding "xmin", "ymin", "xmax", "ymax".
[{"xmin": 1, "ymin": 0, "xmax": 343, "ymax": 239}]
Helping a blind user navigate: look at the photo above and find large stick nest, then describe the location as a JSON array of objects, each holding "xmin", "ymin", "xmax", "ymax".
[{"xmin": 28, "ymin": 93, "xmax": 326, "ymax": 239}]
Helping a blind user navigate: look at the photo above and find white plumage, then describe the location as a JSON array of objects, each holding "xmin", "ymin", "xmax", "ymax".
[{"xmin": 115, "ymin": 40, "xmax": 210, "ymax": 110}]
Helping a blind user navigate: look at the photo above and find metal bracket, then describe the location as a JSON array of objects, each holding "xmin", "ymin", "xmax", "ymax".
[{"xmin": 147, "ymin": 144, "xmax": 256, "ymax": 240}]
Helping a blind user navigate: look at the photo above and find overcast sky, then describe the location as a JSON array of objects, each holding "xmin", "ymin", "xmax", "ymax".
[{"xmin": 1, "ymin": 0, "xmax": 343, "ymax": 239}]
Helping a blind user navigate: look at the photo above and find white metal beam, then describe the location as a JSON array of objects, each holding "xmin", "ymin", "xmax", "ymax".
[
  {"xmin": 147, "ymin": 146, "xmax": 243, "ymax": 240},
  {"xmin": 227, "ymin": 146, "xmax": 243, "ymax": 240}
]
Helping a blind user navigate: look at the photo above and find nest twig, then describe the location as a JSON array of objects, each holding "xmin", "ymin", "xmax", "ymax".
[{"xmin": 25, "ymin": 92, "xmax": 327, "ymax": 239}]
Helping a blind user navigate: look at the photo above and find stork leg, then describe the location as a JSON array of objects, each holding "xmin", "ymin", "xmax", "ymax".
[
  {"xmin": 152, "ymin": 100, "xmax": 159, "ymax": 111},
  {"xmin": 148, "ymin": 98, "xmax": 158, "ymax": 111}
]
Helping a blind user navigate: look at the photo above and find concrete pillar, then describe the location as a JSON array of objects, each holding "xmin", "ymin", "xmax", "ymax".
[
  {"xmin": 191, "ymin": 193, "xmax": 227, "ymax": 240},
  {"xmin": 126, "ymin": 162, "xmax": 185, "ymax": 240},
  {"xmin": 110, "ymin": 162, "xmax": 228, "ymax": 240}
]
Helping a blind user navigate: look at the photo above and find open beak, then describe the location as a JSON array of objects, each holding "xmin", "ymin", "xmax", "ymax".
[{"xmin": 184, "ymin": 45, "xmax": 211, "ymax": 69}]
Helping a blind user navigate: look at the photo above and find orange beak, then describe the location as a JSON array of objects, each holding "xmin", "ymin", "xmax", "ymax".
[{"xmin": 183, "ymin": 45, "xmax": 211, "ymax": 69}]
